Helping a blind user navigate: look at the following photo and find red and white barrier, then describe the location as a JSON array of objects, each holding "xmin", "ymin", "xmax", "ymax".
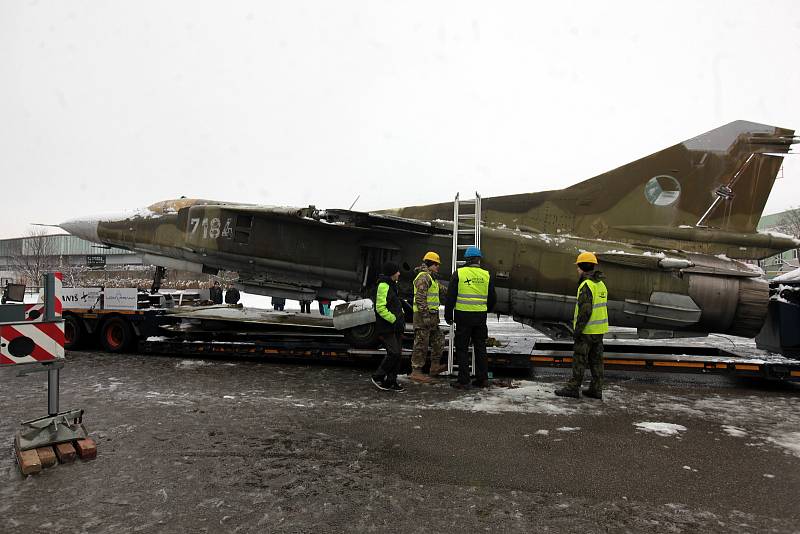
[
  {"xmin": 0, "ymin": 322, "xmax": 65, "ymax": 364},
  {"xmin": 0, "ymin": 272, "xmax": 65, "ymax": 366}
]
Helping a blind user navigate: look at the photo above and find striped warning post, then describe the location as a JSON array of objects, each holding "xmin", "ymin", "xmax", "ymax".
[
  {"xmin": 28, "ymin": 272, "xmax": 62, "ymax": 321},
  {"xmin": 0, "ymin": 322, "xmax": 65, "ymax": 365},
  {"xmin": 54, "ymin": 272, "xmax": 62, "ymax": 318},
  {"xmin": 0, "ymin": 272, "xmax": 65, "ymax": 365},
  {"xmin": 23, "ymin": 303, "xmax": 44, "ymax": 322}
]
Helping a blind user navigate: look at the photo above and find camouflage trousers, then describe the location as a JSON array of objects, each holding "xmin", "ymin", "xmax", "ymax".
[
  {"xmin": 566, "ymin": 333, "xmax": 604, "ymax": 392},
  {"xmin": 411, "ymin": 315, "xmax": 445, "ymax": 370}
]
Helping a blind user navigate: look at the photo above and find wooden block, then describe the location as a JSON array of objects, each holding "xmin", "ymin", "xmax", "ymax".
[
  {"xmin": 36, "ymin": 446, "xmax": 58, "ymax": 468},
  {"xmin": 54, "ymin": 442, "xmax": 77, "ymax": 463},
  {"xmin": 16, "ymin": 447, "xmax": 42, "ymax": 476},
  {"xmin": 74, "ymin": 438, "xmax": 97, "ymax": 460}
]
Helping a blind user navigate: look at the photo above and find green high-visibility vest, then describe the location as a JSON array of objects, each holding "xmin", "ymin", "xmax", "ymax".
[
  {"xmin": 573, "ymin": 278, "xmax": 609, "ymax": 334},
  {"xmin": 454, "ymin": 266, "xmax": 490, "ymax": 312},
  {"xmin": 412, "ymin": 271, "xmax": 440, "ymax": 312}
]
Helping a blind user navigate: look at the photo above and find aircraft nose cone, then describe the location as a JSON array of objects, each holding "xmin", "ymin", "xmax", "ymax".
[{"xmin": 59, "ymin": 218, "xmax": 100, "ymax": 243}]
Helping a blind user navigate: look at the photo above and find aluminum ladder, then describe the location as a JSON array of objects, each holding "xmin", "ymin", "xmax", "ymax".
[{"xmin": 446, "ymin": 192, "xmax": 481, "ymax": 376}]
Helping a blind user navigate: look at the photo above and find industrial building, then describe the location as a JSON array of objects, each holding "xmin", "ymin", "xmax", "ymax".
[{"xmin": 757, "ymin": 208, "xmax": 800, "ymax": 278}]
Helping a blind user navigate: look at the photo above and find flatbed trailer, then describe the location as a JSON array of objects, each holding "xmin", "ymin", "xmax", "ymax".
[
  {"xmin": 135, "ymin": 333, "xmax": 800, "ymax": 382},
  {"xmin": 63, "ymin": 307, "xmax": 178, "ymax": 353},
  {"xmin": 61, "ymin": 298, "xmax": 800, "ymax": 383},
  {"xmin": 525, "ymin": 341, "xmax": 800, "ymax": 382}
]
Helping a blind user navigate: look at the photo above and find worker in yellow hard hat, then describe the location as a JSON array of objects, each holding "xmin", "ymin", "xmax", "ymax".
[
  {"xmin": 555, "ymin": 251, "xmax": 609, "ymax": 400},
  {"xmin": 409, "ymin": 251, "xmax": 446, "ymax": 383}
]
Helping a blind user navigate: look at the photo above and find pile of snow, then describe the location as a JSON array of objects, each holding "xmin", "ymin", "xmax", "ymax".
[{"xmin": 633, "ymin": 422, "xmax": 687, "ymax": 436}]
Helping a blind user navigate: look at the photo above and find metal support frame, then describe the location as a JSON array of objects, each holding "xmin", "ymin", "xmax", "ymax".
[
  {"xmin": 446, "ymin": 192, "xmax": 481, "ymax": 376},
  {"xmin": 8, "ymin": 272, "xmax": 89, "ymax": 451}
]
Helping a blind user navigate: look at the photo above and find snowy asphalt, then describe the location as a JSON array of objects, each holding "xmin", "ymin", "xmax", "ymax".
[{"xmin": 1, "ymin": 349, "xmax": 798, "ymax": 533}]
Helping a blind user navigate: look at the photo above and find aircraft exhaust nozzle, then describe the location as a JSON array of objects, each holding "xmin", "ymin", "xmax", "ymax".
[{"xmin": 59, "ymin": 218, "xmax": 100, "ymax": 244}]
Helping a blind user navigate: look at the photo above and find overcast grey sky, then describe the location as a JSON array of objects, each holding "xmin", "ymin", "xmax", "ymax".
[{"xmin": 1, "ymin": 1, "xmax": 799, "ymax": 239}]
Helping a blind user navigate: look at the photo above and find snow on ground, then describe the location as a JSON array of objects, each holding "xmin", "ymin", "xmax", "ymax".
[
  {"xmin": 634, "ymin": 422, "xmax": 687, "ymax": 436},
  {"xmin": 238, "ymin": 291, "xmax": 280, "ymax": 310},
  {"xmin": 237, "ymin": 291, "xmax": 344, "ymax": 313},
  {"xmin": 175, "ymin": 359, "xmax": 213, "ymax": 369},
  {"xmin": 431, "ymin": 380, "xmax": 799, "ymax": 458},
  {"xmin": 433, "ymin": 381, "xmax": 592, "ymax": 416},
  {"xmin": 766, "ymin": 432, "xmax": 800, "ymax": 458},
  {"xmin": 721, "ymin": 425, "xmax": 748, "ymax": 438}
]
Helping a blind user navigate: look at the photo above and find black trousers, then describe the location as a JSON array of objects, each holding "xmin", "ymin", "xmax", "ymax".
[
  {"xmin": 374, "ymin": 331, "xmax": 403, "ymax": 383},
  {"xmin": 454, "ymin": 311, "xmax": 488, "ymax": 384}
]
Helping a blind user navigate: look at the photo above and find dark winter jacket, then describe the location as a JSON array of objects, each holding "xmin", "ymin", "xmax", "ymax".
[
  {"xmin": 374, "ymin": 275, "xmax": 405, "ymax": 335},
  {"xmin": 210, "ymin": 285, "xmax": 223, "ymax": 304},
  {"xmin": 224, "ymin": 287, "xmax": 241, "ymax": 304}
]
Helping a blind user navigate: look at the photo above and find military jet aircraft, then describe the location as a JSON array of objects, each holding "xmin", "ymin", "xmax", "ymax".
[{"xmin": 60, "ymin": 120, "xmax": 798, "ymax": 344}]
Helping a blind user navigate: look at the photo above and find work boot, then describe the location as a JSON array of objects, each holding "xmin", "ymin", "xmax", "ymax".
[
  {"xmin": 428, "ymin": 362, "xmax": 447, "ymax": 377},
  {"xmin": 409, "ymin": 369, "xmax": 433, "ymax": 384},
  {"xmin": 450, "ymin": 381, "xmax": 473, "ymax": 390},
  {"xmin": 582, "ymin": 388, "xmax": 603, "ymax": 400},
  {"xmin": 554, "ymin": 387, "xmax": 580, "ymax": 399}
]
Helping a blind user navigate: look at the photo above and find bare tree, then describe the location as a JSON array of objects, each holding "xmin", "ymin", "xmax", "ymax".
[
  {"xmin": 8, "ymin": 227, "xmax": 59, "ymax": 287},
  {"xmin": 776, "ymin": 207, "xmax": 800, "ymax": 270},
  {"xmin": 57, "ymin": 254, "xmax": 87, "ymax": 287}
]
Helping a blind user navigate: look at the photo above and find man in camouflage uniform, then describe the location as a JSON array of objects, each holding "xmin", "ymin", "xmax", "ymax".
[
  {"xmin": 555, "ymin": 252, "xmax": 608, "ymax": 400},
  {"xmin": 409, "ymin": 251, "xmax": 446, "ymax": 383}
]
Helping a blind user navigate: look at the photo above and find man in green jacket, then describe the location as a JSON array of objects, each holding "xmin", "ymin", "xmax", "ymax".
[
  {"xmin": 555, "ymin": 252, "xmax": 608, "ymax": 400},
  {"xmin": 370, "ymin": 262, "xmax": 406, "ymax": 392}
]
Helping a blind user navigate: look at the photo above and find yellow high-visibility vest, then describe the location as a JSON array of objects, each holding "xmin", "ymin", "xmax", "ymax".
[
  {"xmin": 454, "ymin": 266, "xmax": 490, "ymax": 312},
  {"xmin": 573, "ymin": 278, "xmax": 609, "ymax": 334},
  {"xmin": 412, "ymin": 271, "xmax": 440, "ymax": 312}
]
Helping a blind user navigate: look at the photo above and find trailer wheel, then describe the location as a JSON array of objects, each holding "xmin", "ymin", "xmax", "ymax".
[
  {"xmin": 100, "ymin": 317, "xmax": 133, "ymax": 353},
  {"xmin": 64, "ymin": 315, "xmax": 84, "ymax": 350},
  {"xmin": 344, "ymin": 323, "xmax": 379, "ymax": 348}
]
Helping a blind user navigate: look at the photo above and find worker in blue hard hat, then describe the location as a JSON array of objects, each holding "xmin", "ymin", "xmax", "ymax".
[{"xmin": 444, "ymin": 246, "xmax": 496, "ymax": 389}]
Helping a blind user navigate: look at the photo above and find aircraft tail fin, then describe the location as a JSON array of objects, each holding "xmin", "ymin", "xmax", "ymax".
[
  {"xmin": 550, "ymin": 120, "xmax": 797, "ymax": 235},
  {"xmin": 382, "ymin": 121, "xmax": 796, "ymax": 240}
]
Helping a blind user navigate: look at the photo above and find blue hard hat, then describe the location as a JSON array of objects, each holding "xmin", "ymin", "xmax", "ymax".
[{"xmin": 464, "ymin": 246, "xmax": 482, "ymax": 258}]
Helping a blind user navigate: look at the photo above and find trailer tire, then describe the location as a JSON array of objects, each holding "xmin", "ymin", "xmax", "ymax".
[
  {"xmin": 100, "ymin": 317, "xmax": 134, "ymax": 353},
  {"xmin": 64, "ymin": 315, "xmax": 85, "ymax": 350},
  {"xmin": 344, "ymin": 323, "xmax": 379, "ymax": 348}
]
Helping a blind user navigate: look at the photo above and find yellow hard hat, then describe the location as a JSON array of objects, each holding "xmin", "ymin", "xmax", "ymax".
[
  {"xmin": 575, "ymin": 252, "xmax": 598, "ymax": 264},
  {"xmin": 423, "ymin": 251, "xmax": 441, "ymax": 263}
]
